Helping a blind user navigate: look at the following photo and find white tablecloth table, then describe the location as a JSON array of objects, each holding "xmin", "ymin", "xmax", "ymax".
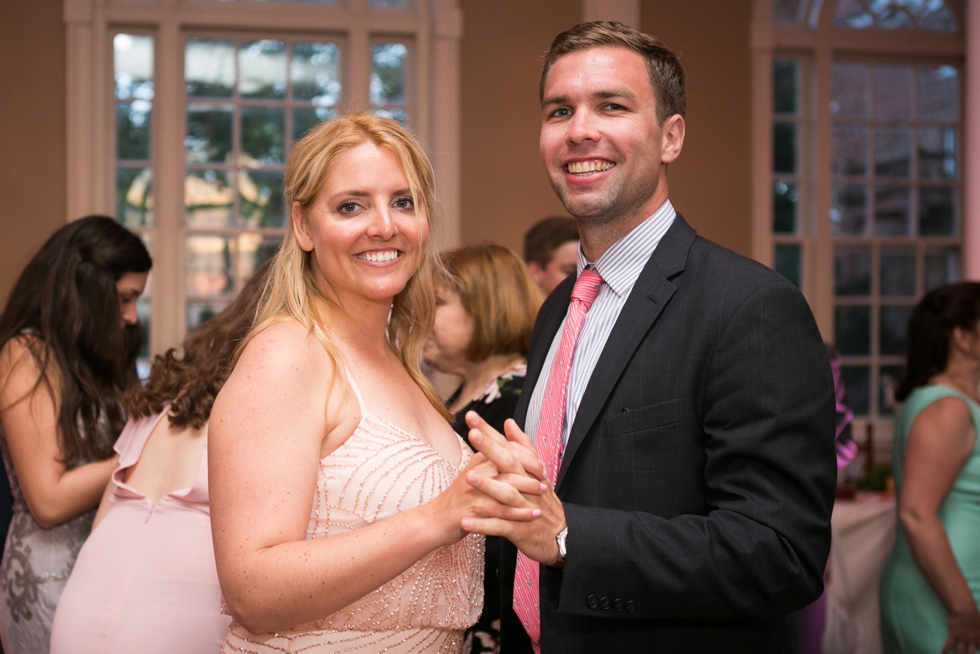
[{"xmin": 827, "ymin": 495, "xmax": 897, "ymax": 654}]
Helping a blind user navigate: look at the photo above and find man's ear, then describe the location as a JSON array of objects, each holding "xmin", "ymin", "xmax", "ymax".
[
  {"xmin": 291, "ymin": 201, "xmax": 314, "ymax": 252},
  {"xmin": 660, "ymin": 114, "xmax": 686, "ymax": 164},
  {"xmin": 527, "ymin": 261, "xmax": 545, "ymax": 286}
]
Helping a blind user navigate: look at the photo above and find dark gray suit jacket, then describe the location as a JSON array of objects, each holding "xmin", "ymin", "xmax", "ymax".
[{"xmin": 500, "ymin": 214, "xmax": 837, "ymax": 653}]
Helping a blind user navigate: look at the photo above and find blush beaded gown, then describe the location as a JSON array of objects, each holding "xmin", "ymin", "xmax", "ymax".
[{"xmin": 221, "ymin": 373, "xmax": 484, "ymax": 653}]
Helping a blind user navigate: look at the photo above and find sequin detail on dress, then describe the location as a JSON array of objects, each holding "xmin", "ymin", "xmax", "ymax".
[{"xmin": 221, "ymin": 373, "xmax": 484, "ymax": 653}]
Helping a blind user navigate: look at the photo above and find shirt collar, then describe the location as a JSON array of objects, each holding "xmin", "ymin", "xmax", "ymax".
[{"xmin": 577, "ymin": 199, "xmax": 676, "ymax": 298}]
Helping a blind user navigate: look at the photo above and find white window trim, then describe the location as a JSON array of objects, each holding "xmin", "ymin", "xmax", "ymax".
[{"xmin": 63, "ymin": 0, "xmax": 463, "ymax": 355}]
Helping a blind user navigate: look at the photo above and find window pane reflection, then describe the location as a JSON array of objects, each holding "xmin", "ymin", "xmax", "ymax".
[
  {"xmin": 874, "ymin": 66, "xmax": 913, "ymax": 120},
  {"xmin": 919, "ymin": 186, "xmax": 956, "ymax": 236},
  {"xmin": 841, "ymin": 366, "xmax": 870, "ymax": 415},
  {"xmin": 371, "ymin": 43, "xmax": 407, "ymax": 105},
  {"xmin": 186, "ymin": 39, "xmax": 235, "ymax": 98},
  {"xmin": 773, "ymin": 122, "xmax": 796, "ymax": 174},
  {"xmin": 114, "ymin": 34, "xmax": 154, "ymax": 101},
  {"xmin": 919, "ymin": 65, "xmax": 959, "ymax": 121},
  {"xmin": 239, "ymin": 170, "xmax": 284, "ymax": 228},
  {"xmin": 874, "ymin": 185, "xmax": 911, "ymax": 236},
  {"xmin": 831, "ymin": 185, "xmax": 867, "ymax": 236},
  {"xmin": 874, "ymin": 127, "xmax": 912, "ymax": 178},
  {"xmin": 919, "ymin": 127, "xmax": 957, "ymax": 180},
  {"xmin": 879, "ymin": 365, "xmax": 903, "ymax": 416},
  {"xmin": 185, "ymin": 170, "xmax": 234, "ymax": 228},
  {"xmin": 924, "ymin": 247, "xmax": 962, "ymax": 291},
  {"xmin": 774, "ymin": 243, "xmax": 801, "ymax": 288},
  {"xmin": 880, "ymin": 247, "xmax": 915, "ymax": 296},
  {"xmin": 833, "ymin": 126, "xmax": 868, "ymax": 177},
  {"xmin": 831, "ymin": 63, "xmax": 869, "ymax": 118},
  {"xmin": 186, "ymin": 235, "xmax": 233, "ymax": 297},
  {"xmin": 835, "ymin": 246, "xmax": 871, "ymax": 296},
  {"xmin": 116, "ymin": 168, "xmax": 153, "ymax": 228},
  {"xmin": 880, "ymin": 305, "xmax": 912, "ymax": 356},
  {"xmin": 773, "ymin": 181, "xmax": 797, "ymax": 234},
  {"xmin": 240, "ymin": 40, "xmax": 286, "ymax": 100},
  {"xmin": 773, "ymin": 60, "xmax": 797, "ymax": 113}
]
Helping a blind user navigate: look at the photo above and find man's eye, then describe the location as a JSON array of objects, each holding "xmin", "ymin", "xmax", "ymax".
[{"xmin": 550, "ymin": 107, "xmax": 571, "ymax": 118}]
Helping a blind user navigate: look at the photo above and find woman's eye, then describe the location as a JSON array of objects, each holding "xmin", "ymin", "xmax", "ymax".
[
  {"xmin": 339, "ymin": 202, "xmax": 359, "ymax": 213},
  {"xmin": 393, "ymin": 197, "xmax": 414, "ymax": 210}
]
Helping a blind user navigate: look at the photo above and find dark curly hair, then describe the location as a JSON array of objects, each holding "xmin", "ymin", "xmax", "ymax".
[
  {"xmin": 894, "ymin": 282, "xmax": 980, "ymax": 402},
  {"xmin": 125, "ymin": 260, "xmax": 271, "ymax": 428},
  {"xmin": 0, "ymin": 216, "xmax": 152, "ymax": 468}
]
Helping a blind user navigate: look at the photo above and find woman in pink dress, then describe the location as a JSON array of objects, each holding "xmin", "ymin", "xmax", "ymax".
[
  {"xmin": 209, "ymin": 113, "xmax": 544, "ymax": 653},
  {"xmin": 48, "ymin": 262, "xmax": 271, "ymax": 654}
]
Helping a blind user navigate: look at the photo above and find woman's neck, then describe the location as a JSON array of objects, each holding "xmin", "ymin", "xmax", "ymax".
[
  {"xmin": 449, "ymin": 353, "xmax": 523, "ymax": 414},
  {"xmin": 933, "ymin": 355, "xmax": 980, "ymax": 403}
]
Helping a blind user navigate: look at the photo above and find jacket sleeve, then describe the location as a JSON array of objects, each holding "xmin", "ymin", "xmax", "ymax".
[{"xmin": 554, "ymin": 280, "xmax": 837, "ymax": 620}]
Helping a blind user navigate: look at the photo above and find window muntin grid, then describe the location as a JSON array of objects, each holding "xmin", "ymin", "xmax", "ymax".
[
  {"xmin": 772, "ymin": 57, "xmax": 807, "ymax": 290},
  {"xmin": 113, "ymin": 32, "xmax": 155, "ymax": 373},
  {"xmin": 831, "ymin": 60, "xmax": 962, "ymax": 417},
  {"xmin": 773, "ymin": 0, "xmax": 960, "ymax": 32},
  {"xmin": 183, "ymin": 35, "xmax": 343, "ymax": 331}
]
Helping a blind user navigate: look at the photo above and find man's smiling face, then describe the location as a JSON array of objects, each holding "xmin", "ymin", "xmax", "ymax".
[{"xmin": 539, "ymin": 45, "xmax": 667, "ymax": 228}]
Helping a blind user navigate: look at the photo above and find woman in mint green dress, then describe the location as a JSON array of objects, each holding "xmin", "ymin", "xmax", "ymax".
[{"xmin": 880, "ymin": 282, "xmax": 980, "ymax": 654}]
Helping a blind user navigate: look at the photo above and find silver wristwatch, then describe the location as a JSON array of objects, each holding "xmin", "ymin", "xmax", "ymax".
[{"xmin": 554, "ymin": 526, "xmax": 568, "ymax": 568}]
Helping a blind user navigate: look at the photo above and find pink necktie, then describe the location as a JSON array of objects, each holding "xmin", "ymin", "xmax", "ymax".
[{"xmin": 514, "ymin": 268, "xmax": 603, "ymax": 652}]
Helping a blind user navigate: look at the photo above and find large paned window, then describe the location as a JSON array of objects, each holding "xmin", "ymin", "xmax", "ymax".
[
  {"xmin": 67, "ymin": 0, "xmax": 462, "ymax": 358},
  {"xmin": 755, "ymin": 0, "xmax": 965, "ymax": 436}
]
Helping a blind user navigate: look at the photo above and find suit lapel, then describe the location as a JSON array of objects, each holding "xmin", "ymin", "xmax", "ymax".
[{"xmin": 555, "ymin": 215, "xmax": 697, "ymax": 491}]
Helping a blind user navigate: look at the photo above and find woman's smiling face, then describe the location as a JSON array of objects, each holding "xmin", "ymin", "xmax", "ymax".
[{"xmin": 292, "ymin": 141, "xmax": 428, "ymax": 307}]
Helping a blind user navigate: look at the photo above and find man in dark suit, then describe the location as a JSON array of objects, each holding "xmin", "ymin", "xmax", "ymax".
[{"xmin": 461, "ymin": 21, "xmax": 837, "ymax": 653}]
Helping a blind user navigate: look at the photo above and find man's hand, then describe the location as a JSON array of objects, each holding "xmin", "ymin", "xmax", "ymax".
[{"xmin": 461, "ymin": 414, "xmax": 567, "ymax": 565}]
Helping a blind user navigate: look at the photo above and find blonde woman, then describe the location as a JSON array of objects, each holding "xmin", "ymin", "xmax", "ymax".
[{"xmin": 209, "ymin": 113, "xmax": 542, "ymax": 653}]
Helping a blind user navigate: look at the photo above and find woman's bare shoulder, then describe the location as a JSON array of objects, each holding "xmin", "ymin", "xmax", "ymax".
[
  {"xmin": 0, "ymin": 335, "xmax": 56, "ymax": 407},
  {"xmin": 238, "ymin": 321, "xmax": 334, "ymax": 377}
]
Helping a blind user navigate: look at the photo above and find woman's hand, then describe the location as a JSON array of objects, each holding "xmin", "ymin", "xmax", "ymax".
[
  {"xmin": 423, "ymin": 451, "xmax": 545, "ymax": 547},
  {"xmin": 0, "ymin": 338, "xmax": 117, "ymax": 529},
  {"xmin": 945, "ymin": 605, "xmax": 980, "ymax": 654}
]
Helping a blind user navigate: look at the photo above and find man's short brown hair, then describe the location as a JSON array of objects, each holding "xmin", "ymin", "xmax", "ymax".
[
  {"xmin": 523, "ymin": 217, "xmax": 579, "ymax": 268},
  {"xmin": 541, "ymin": 21, "xmax": 685, "ymax": 124}
]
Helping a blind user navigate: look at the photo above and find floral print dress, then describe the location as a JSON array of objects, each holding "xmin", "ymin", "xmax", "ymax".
[{"xmin": 447, "ymin": 362, "xmax": 526, "ymax": 654}]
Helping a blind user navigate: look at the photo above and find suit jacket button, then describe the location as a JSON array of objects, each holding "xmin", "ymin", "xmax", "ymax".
[
  {"xmin": 599, "ymin": 597, "xmax": 611, "ymax": 610},
  {"xmin": 612, "ymin": 598, "xmax": 624, "ymax": 612},
  {"xmin": 626, "ymin": 600, "xmax": 636, "ymax": 613},
  {"xmin": 586, "ymin": 595, "xmax": 599, "ymax": 609}
]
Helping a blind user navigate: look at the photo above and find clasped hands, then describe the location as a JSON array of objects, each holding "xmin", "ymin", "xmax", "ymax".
[{"xmin": 458, "ymin": 412, "xmax": 566, "ymax": 567}]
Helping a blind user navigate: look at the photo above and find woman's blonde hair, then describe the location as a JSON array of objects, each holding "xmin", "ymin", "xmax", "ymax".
[
  {"xmin": 244, "ymin": 112, "xmax": 449, "ymax": 419},
  {"xmin": 438, "ymin": 244, "xmax": 543, "ymax": 362}
]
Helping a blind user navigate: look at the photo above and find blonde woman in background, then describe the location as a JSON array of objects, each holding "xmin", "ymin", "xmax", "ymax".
[
  {"xmin": 424, "ymin": 243, "xmax": 543, "ymax": 654},
  {"xmin": 209, "ymin": 113, "xmax": 543, "ymax": 653}
]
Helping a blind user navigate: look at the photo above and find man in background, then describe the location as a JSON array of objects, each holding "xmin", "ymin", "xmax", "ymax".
[{"xmin": 523, "ymin": 217, "xmax": 579, "ymax": 295}]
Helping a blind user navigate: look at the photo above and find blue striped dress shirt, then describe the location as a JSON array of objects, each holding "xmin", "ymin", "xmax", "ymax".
[{"xmin": 524, "ymin": 199, "xmax": 676, "ymax": 449}]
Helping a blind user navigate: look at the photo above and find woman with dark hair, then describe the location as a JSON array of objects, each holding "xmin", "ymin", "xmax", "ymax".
[
  {"xmin": 0, "ymin": 216, "xmax": 151, "ymax": 653},
  {"xmin": 49, "ymin": 261, "xmax": 270, "ymax": 654},
  {"xmin": 880, "ymin": 282, "xmax": 980, "ymax": 654},
  {"xmin": 423, "ymin": 243, "xmax": 543, "ymax": 654}
]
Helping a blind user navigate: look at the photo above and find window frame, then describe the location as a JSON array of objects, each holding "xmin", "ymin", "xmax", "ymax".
[
  {"xmin": 64, "ymin": 0, "xmax": 463, "ymax": 355},
  {"xmin": 751, "ymin": 0, "xmax": 966, "ymax": 441}
]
